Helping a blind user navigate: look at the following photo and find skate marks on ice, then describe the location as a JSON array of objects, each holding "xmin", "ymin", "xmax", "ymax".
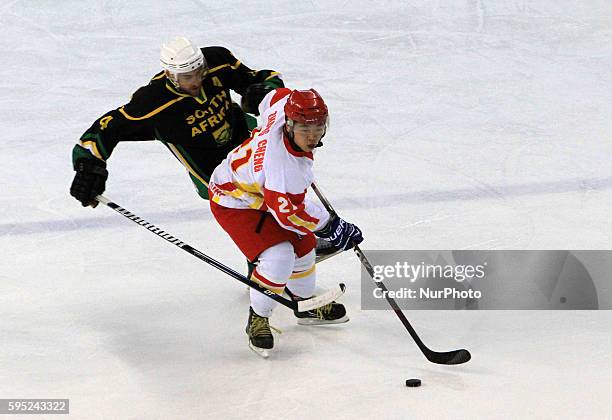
[
  {"xmin": 3, "ymin": 176, "xmax": 611, "ymax": 237},
  {"xmin": 69, "ymin": 294, "xmax": 230, "ymax": 388},
  {"xmin": 0, "ymin": 207, "xmax": 214, "ymax": 237},
  {"xmin": 361, "ymin": 176, "xmax": 612, "ymax": 208}
]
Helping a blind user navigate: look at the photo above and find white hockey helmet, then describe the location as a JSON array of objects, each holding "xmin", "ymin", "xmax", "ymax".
[{"xmin": 160, "ymin": 36, "xmax": 206, "ymax": 75}]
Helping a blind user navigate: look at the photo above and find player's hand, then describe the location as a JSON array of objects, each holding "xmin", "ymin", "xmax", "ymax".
[
  {"xmin": 70, "ymin": 158, "xmax": 108, "ymax": 207},
  {"xmin": 315, "ymin": 215, "xmax": 363, "ymax": 251},
  {"xmin": 241, "ymin": 82, "xmax": 274, "ymax": 115}
]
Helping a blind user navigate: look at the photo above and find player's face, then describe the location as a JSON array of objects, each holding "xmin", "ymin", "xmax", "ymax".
[
  {"xmin": 176, "ymin": 66, "xmax": 206, "ymax": 96},
  {"xmin": 291, "ymin": 123, "xmax": 326, "ymax": 152}
]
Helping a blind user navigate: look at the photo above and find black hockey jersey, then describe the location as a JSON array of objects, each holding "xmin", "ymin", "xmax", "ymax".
[{"xmin": 72, "ymin": 46, "xmax": 283, "ymax": 198}]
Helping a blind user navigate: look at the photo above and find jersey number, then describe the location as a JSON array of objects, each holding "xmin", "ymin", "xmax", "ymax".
[{"xmin": 277, "ymin": 197, "xmax": 291, "ymax": 213}]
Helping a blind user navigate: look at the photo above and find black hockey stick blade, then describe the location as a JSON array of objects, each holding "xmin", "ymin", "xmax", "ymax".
[
  {"xmin": 426, "ymin": 348, "xmax": 471, "ymax": 365},
  {"xmin": 311, "ymin": 182, "xmax": 472, "ymax": 365},
  {"xmin": 360, "ymin": 252, "xmax": 472, "ymax": 365},
  {"xmin": 388, "ymin": 302, "xmax": 472, "ymax": 365}
]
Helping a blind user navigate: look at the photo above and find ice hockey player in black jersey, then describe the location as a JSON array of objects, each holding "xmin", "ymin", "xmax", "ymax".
[{"xmin": 70, "ymin": 36, "xmax": 283, "ymax": 206}]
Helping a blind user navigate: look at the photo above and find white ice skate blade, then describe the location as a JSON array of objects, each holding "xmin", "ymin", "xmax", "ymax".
[
  {"xmin": 297, "ymin": 316, "xmax": 350, "ymax": 326},
  {"xmin": 249, "ymin": 342, "xmax": 271, "ymax": 359},
  {"xmin": 297, "ymin": 283, "xmax": 346, "ymax": 312}
]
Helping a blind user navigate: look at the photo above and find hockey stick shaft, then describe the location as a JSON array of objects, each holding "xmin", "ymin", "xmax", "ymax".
[
  {"xmin": 95, "ymin": 195, "xmax": 344, "ymax": 312},
  {"xmin": 310, "ymin": 183, "xmax": 471, "ymax": 365}
]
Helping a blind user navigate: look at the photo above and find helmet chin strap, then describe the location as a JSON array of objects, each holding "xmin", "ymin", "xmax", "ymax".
[
  {"xmin": 164, "ymin": 70, "xmax": 180, "ymax": 89},
  {"xmin": 316, "ymin": 128, "xmax": 326, "ymax": 147}
]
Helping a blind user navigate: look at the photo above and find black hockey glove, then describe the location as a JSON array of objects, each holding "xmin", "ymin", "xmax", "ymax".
[
  {"xmin": 241, "ymin": 82, "xmax": 275, "ymax": 115},
  {"xmin": 315, "ymin": 215, "xmax": 363, "ymax": 251},
  {"xmin": 70, "ymin": 158, "xmax": 108, "ymax": 207}
]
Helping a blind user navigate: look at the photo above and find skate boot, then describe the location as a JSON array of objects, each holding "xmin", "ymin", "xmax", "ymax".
[
  {"xmin": 294, "ymin": 301, "xmax": 349, "ymax": 325},
  {"xmin": 286, "ymin": 288, "xmax": 349, "ymax": 325},
  {"xmin": 246, "ymin": 306, "xmax": 273, "ymax": 358}
]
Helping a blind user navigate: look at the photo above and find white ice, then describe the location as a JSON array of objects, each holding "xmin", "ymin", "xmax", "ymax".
[{"xmin": 1, "ymin": 1, "xmax": 611, "ymax": 419}]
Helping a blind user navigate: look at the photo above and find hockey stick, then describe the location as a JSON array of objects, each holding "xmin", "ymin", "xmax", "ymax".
[
  {"xmin": 310, "ymin": 183, "xmax": 471, "ymax": 365},
  {"xmin": 95, "ymin": 195, "xmax": 345, "ymax": 312},
  {"xmin": 314, "ymin": 239, "xmax": 343, "ymax": 264}
]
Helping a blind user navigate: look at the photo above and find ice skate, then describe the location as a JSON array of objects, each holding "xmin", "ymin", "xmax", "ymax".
[
  {"xmin": 286, "ymin": 288, "xmax": 349, "ymax": 325},
  {"xmin": 246, "ymin": 306, "xmax": 273, "ymax": 358},
  {"xmin": 294, "ymin": 301, "xmax": 349, "ymax": 325}
]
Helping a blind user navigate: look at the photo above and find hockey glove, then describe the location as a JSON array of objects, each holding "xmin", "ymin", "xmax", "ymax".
[
  {"xmin": 241, "ymin": 82, "xmax": 275, "ymax": 115},
  {"xmin": 70, "ymin": 158, "xmax": 108, "ymax": 207},
  {"xmin": 315, "ymin": 215, "xmax": 363, "ymax": 251}
]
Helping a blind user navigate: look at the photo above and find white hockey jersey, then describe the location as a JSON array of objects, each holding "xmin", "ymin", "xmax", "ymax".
[{"xmin": 209, "ymin": 88, "xmax": 330, "ymax": 235}]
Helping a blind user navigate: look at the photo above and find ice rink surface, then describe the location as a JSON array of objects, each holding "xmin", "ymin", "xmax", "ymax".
[{"xmin": 1, "ymin": 1, "xmax": 611, "ymax": 418}]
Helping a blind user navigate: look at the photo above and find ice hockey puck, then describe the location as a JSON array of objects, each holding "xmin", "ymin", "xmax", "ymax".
[{"xmin": 405, "ymin": 378, "xmax": 422, "ymax": 387}]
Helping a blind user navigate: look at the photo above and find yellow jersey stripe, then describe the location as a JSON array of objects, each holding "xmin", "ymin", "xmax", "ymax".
[
  {"xmin": 287, "ymin": 214, "xmax": 318, "ymax": 231},
  {"xmin": 165, "ymin": 83, "xmax": 191, "ymax": 97},
  {"xmin": 289, "ymin": 265, "xmax": 315, "ymax": 280},
  {"xmin": 264, "ymin": 72, "xmax": 281, "ymax": 80},
  {"xmin": 165, "ymin": 83, "xmax": 208, "ymax": 103},
  {"xmin": 208, "ymin": 60, "xmax": 242, "ymax": 74},
  {"xmin": 167, "ymin": 144, "xmax": 209, "ymax": 187},
  {"xmin": 251, "ymin": 271, "xmax": 284, "ymax": 294},
  {"xmin": 248, "ymin": 197, "xmax": 264, "ymax": 210},
  {"xmin": 233, "ymin": 181, "xmax": 262, "ymax": 194},
  {"xmin": 80, "ymin": 140, "xmax": 103, "ymax": 160},
  {"xmin": 118, "ymin": 97, "xmax": 185, "ymax": 121},
  {"xmin": 219, "ymin": 188, "xmax": 263, "ymax": 209},
  {"xmin": 231, "ymin": 181, "xmax": 264, "ymax": 209}
]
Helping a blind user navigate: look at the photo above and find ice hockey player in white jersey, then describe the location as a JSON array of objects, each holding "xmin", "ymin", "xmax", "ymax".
[{"xmin": 208, "ymin": 88, "xmax": 363, "ymax": 357}]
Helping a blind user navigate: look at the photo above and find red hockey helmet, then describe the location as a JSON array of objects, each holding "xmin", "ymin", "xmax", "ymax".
[{"xmin": 284, "ymin": 89, "xmax": 328, "ymax": 126}]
